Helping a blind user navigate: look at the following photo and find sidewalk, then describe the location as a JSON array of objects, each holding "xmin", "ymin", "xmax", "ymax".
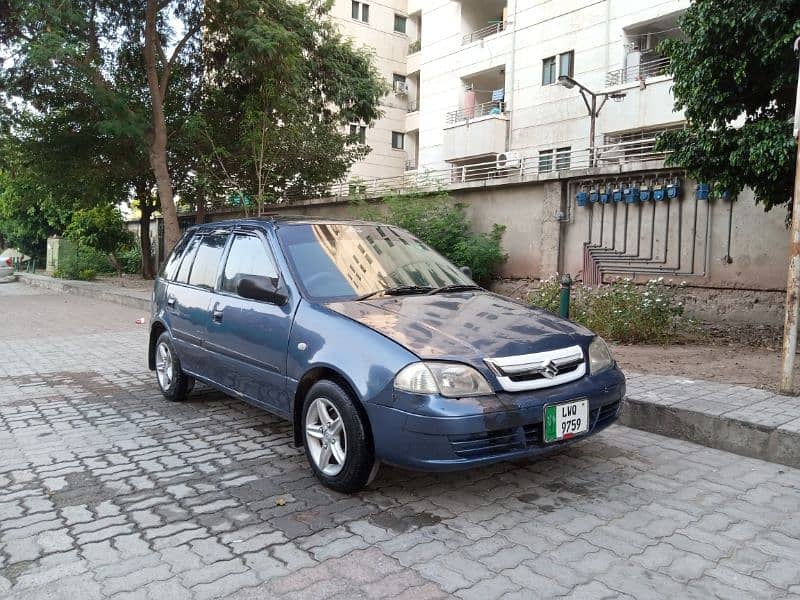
[
  {"xmin": 16, "ymin": 271, "xmax": 800, "ymax": 470},
  {"xmin": 18, "ymin": 271, "xmax": 151, "ymax": 311}
]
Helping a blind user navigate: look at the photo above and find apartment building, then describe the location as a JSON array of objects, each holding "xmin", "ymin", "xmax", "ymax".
[
  {"xmin": 335, "ymin": 0, "xmax": 690, "ymax": 179},
  {"xmin": 327, "ymin": 0, "xmax": 413, "ymax": 180}
]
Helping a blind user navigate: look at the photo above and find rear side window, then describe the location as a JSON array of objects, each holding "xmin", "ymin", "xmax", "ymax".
[
  {"xmin": 175, "ymin": 235, "xmax": 202, "ymax": 284},
  {"xmin": 221, "ymin": 235, "xmax": 279, "ymax": 294},
  {"xmin": 161, "ymin": 233, "xmax": 192, "ymax": 281},
  {"xmin": 188, "ymin": 233, "xmax": 229, "ymax": 290}
]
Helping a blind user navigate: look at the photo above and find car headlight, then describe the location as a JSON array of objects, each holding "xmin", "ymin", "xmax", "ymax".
[
  {"xmin": 394, "ymin": 362, "xmax": 493, "ymax": 397},
  {"xmin": 588, "ymin": 337, "xmax": 614, "ymax": 374}
]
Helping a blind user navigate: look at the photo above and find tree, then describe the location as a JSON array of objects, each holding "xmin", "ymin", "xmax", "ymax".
[
  {"xmin": 1, "ymin": 0, "xmax": 202, "ymax": 255},
  {"xmin": 192, "ymin": 0, "xmax": 387, "ymax": 212},
  {"xmin": 657, "ymin": 0, "xmax": 800, "ymax": 210},
  {"xmin": 65, "ymin": 205, "xmax": 133, "ymax": 278}
]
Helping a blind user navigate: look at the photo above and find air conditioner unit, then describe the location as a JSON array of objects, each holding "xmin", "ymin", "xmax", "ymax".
[
  {"xmin": 497, "ymin": 151, "xmax": 521, "ymax": 169},
  {"xmin": 394, "ymin": 81, "xmax": 409, "ymax": 95}
]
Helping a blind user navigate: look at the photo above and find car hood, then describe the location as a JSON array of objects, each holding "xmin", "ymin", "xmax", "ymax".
[{"xmin": 326, "ymin": 291, "xmax": 593, "ymax": 360}]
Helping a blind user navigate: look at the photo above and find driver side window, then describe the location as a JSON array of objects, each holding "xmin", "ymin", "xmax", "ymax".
[{"xmin": 222, "ymin": 234, "xmax": 279, "ymax": 295}]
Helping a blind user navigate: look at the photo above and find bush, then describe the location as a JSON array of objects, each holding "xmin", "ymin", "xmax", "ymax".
[
  {"xmin": 52, "ymin": 246, "xmax": 113, "ymax": 280},
  {"xmin": 529, "ymin": 277, "xmax": 686, "ymax": 343},
  {"xmin": 352, "ymin": 191, "xmax": 507, "ymax": 285},
  {"xmin": 119, "ymin": 246, "xmax": 142, "ymax": 275}
]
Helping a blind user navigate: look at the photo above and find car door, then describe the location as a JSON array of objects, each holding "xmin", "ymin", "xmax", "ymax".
[
  {"xmin": 166, "ymin": 231, "xmax": 229, "ymax": 375},
  {"xmin": 204, "ymin": 230, "xmax": 293, "ymax": 416}
]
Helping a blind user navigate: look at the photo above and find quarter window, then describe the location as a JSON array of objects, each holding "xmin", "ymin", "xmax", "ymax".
[
  {"xmin": 187, "ymin": 233, "xmax": 228, "ymax": 290},
  {"xmin": 161, "ymin": 233, "xmax": 191, "ymax": 281},
  {"xmin": 222, "ymin": 235, "xmax": 279, "ymax": 295},
  {"xmin": 175, "ymin": 234, "xmax": 201, "ymax": 284}
]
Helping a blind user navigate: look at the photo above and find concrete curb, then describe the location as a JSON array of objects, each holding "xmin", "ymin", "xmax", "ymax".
[
  {"xmin": 621, "ymin": 381, "xmax": 800, "ymax": 470},
  {"xmin": 18, "ymin": 272, "xmax": 151, "ymax": 312}
]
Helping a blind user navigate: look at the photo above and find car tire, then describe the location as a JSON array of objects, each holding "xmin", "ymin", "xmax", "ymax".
[
  {"xmin": 154, "ymin": 332, "xmax": 191, "ymax": 402},
  {"xmin": 302, "ymin": 380, "xmax": 376, "ymax": 493}
]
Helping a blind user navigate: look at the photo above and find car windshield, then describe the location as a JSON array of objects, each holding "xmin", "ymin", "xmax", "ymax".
[{"xmin": 277, "ymin": 222, "xmax": 473, "ymax": 301}]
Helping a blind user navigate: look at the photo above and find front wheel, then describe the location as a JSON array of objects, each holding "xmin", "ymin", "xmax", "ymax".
[{"xmin": 302, "ymin": 380, "xmax": 376, "ymax": 493}]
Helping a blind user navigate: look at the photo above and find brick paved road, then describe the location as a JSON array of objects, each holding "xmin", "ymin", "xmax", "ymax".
[{"xmin": 1, "ymin": 281, "xmax": 799, "ymax": 599}]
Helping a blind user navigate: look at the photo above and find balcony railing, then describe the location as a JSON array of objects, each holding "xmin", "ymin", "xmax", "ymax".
[
  {"xmin": 407, "ymin": 99, "xmax": 419, "ymax": 113},
  {"xmin": 179, "ymin": 138, "xmax": 671, "ymax": 214},
  {"xmin": 408, "ymin": 39, "xmax": 421, "ymax": 54},
  {"xmin": 462, "ymin": 21, "xmax": 506, "ymax": 45},
  {"xmin": 606, "ymin": 56, "xmax": 671, "ymax": 86},
  {"xmin": 445, "ymin": 101, "xmax": 505, "ymax": 125}
]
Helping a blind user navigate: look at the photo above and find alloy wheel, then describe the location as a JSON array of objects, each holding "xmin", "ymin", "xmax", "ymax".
[
  {"xmin": 155, "ymin": 341, "xmax": 174, "ymax": 391},
  {"xmin": 305, "ymin": 397, "xmax": 347, "ymax": 476}
]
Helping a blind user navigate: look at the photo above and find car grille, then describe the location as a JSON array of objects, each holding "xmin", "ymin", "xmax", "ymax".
[
  {"xmin": 449, "ymin": 401, "xmax": 620, "ymax": 459},
  {"xmin": 484, "ymin": 345, "xmax": 586, "ymax": 392}
]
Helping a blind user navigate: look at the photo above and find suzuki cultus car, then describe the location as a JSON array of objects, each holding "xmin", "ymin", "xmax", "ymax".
[{"xmin": 149, "ymin": 218, "xmax": 625, "ymax": 492}]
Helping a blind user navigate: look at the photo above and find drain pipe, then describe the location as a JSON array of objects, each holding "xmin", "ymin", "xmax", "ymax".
[{"xmin": 723, "ymin": 197, "xmax": 734, "ymax": 264}]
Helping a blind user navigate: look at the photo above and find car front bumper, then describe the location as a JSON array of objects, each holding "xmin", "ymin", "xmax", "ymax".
[{"xmin": 364, "ymin": 368, "xmax": 625, "ymax": 471}]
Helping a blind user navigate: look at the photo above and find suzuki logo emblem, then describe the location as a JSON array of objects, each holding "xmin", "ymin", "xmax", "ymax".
[{"xmin": 541, "ymin": 360, "xmax": 559, "ymax": 379}]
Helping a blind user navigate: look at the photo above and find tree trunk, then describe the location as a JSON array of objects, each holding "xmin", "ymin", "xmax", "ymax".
[
  {"xmin": 196, "ymin": 197, "xmax": 206, "ymax": 225},
  {"xmin": 140, "ymin": 204, "xmax": 154, "ymax": 279},
  {"xmin": 144, "ymin": 0, "xmax": 181, "ymax": 253}
]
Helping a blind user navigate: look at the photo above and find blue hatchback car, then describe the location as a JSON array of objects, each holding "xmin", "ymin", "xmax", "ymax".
[{"xmin": 149, "ymin": 217, "xmax": 625, "ymax": 492}]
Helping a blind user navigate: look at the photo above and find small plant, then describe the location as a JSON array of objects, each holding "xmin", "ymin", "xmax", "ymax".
[
  {"xmin": 119, "ymin": 246, "xmax": 142, "ymax": 275},
  {"xmin": 530, "ymin": 277, "xmax": 685, "ymax": 343},
  {"xmin": 65, "ymin": 205, "xmax": 133, "ymax": 278},
  {"xmin": 77, "ymin": 268, "xmax": 96, "ymax": 281}
]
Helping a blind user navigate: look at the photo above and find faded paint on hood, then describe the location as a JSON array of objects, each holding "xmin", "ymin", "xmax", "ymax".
[{"xmin": 326, "ymin": 291, "xmax": 593, "ymax": 360}]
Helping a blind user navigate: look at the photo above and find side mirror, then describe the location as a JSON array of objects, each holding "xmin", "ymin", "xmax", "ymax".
[
  {"xmin": 237, "ymin": 275, "xmax": 288, "ymax": 306},
  {"xmin": 459, "ymin": 265, "xmax": 473, "ymax": 279}
]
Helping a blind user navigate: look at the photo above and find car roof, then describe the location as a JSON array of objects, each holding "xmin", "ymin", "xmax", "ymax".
[{"xmin": 188, "ymin": 215, "xmax": 388, "ymax": 231}]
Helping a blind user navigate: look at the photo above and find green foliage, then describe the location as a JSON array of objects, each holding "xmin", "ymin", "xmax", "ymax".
[
  {"xmin": 52, "ymin": 247, "xmax": 112, "ymax": 281},
  {"xmin": 530, "ymin": 277, "xmax": 686, "ymax": 343},
  {"xmin": 65, "ymin": 206, "xmax": 133, "ymax": 257},
  {"xmin": 119, "ymin": 246, "xmax": 143, "ymax": 275},
  {"xmin": 192, "ymin": 0, "xmax": 388, "ymax": 209},
  {"xmin": 352, "ymin": 191, "xmax": 507, "ymax": 284},
  {"xmin": 656, "ymin": 0, "xmax": 800, "ymax": 211}
]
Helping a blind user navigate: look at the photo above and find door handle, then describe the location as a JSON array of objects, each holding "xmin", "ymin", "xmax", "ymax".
[
  {"xmin": 212, "ymin": 305, "xmax": 224, "ymax": 323},
  {"xmin": 167, "ymin": 295, "xmax": 176, "ymax": 307}
]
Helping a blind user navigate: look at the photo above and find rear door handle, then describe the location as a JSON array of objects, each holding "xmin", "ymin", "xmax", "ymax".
[
  {"xmin": 212, "ymin": 304, "xmax": 224, "ymax": 323},
  {"xmin": 166, "ymin": 296, "xmax": 176, "ymax": 307}
]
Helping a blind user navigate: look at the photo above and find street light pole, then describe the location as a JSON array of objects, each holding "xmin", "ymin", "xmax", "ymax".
[
  {"xmin": 779, "ymin": 36, "xmax": 800, "ymax": 394},
  {"xmin": 558, "ymin": 75, "xmax": 625, "ymax": 168}
]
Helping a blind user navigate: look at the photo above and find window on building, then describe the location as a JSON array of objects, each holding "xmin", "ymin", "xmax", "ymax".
[
  {"xmin": 349, "ymin": 124, "xmax": 367, "ymax": 144},
  {"xmin": 542, "ymin": 56, "xmax": 557, "ymax": 85},
  {"xmin": 393, "ymin": 73, "xmax": 407, "ymax": 93},
  {"xmin": 394, "ymin": 14, "xmax": 407, "ymax": 33},
  {"xmin": 559, "ymin": 51, "xmax": 574, "ymax": 79},
  {"xmin": 555, "ymin": 146, "xmax": 571, "ymax": 170},
  {"xmin": 391, "ymin": 131, "xmax": 405, "ymax": 150},
  {"xmin": 352, "ymin": 1, "xmax": 369, "ymax": 22},
  {"xmin": 538, "ymin": 149, "xmax": 554, "ymax": 173}
]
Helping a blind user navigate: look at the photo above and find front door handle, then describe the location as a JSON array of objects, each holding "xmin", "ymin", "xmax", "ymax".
[{"xmin": 166, "ymin": 295, "xmax": 176, "ymax": 308}]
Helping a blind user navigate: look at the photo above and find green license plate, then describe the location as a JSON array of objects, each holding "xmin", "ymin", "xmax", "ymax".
[{"xmin": 544, "ymin": 399, "xmax": 589, "ymax": 443}]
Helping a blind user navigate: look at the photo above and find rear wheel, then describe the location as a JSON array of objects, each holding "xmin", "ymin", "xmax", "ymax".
[
  {"xmin": 154, "ymin": 332, "xmax": 191, "ymax": 402},
  {"xmin": 302, "ymin": 380, "xmax": 376, "ymax": 493}
]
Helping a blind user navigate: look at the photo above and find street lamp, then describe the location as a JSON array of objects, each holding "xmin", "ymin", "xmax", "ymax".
[{"xmin": 558, "ymin": 75, "xmax": 626, "ymax": 167}]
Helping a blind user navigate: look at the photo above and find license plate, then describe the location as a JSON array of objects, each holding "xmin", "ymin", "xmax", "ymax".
[{"xmin": 544, "ymin": 399, "xmax": 589, "ymax": 443}]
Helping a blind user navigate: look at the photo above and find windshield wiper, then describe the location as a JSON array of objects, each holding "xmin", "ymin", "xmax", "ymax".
[
  {"xmin": 427, "ymin": 284, "xmax": 483, "ymax": 295},
  {"xmin": 355, "ymin": 285, "xmax": 434, "ymax": 301}
]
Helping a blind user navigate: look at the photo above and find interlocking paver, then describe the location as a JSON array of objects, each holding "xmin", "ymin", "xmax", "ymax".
[{"xmin": 2, "ymin": 282, "xmax": 800, "ymax": 599}]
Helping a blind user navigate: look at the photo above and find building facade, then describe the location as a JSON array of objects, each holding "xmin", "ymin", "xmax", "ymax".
[{"xmin": 335, "ymin": 0, "xmax": 690, "ymax": 179}]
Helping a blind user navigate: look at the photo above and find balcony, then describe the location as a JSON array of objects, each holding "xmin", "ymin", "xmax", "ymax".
[
  {"xmin": 446, "ymin": 100, "xmax": 505, "ymax": 125},
  {"xmin": 462, "ymin": 21, "xmax": 506, "ymax": 45},
  {"xmin": 606, "ymin": 55, "xmax": 671, "ymax": 86},
  {"xmin": 443, "ymin": 102, "xmax": 509, "ymax": 162}
]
